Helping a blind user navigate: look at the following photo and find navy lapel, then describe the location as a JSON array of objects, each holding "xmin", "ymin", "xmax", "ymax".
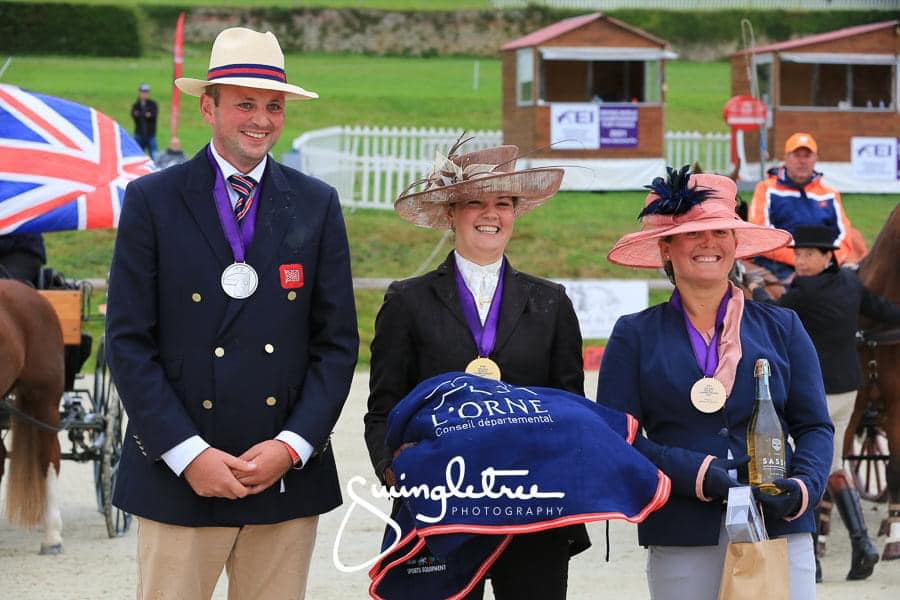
[
  {"xmin": 217, "ymin": 159, "xmax": 294, "ymax": 336},
  {"xmin": 245, "ymin": 160, "xmax": 293, "ymax": 276},
  {"xmin": 181, "ymin": 147, "xmax": 232, "ymax": 269},
  {"xmin": 494, "ymin": 260, "xmax": 528, "ymax": 355}
]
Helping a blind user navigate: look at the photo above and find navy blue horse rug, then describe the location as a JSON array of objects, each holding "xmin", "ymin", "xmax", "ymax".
[{"xmin": 368, "ymin": 373, "xmax": 671, "ymax": 599}]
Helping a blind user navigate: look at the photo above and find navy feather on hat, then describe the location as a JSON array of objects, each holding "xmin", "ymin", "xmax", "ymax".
[{"xmin": 638, "ymin": 165, "xmax": 714, "ymax": 219}]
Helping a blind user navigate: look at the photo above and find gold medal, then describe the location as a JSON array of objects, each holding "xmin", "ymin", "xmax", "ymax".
[
  {"xmin": 465, "ymin": 357, "xmax": 502, "ymax": 381},
  {"xmin": 690, "ymin": 377, "xmax": 727, "ymax": 413}
]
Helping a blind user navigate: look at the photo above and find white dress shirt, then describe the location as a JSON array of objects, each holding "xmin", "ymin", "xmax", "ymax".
[{"xmin": 454, "ymin": 251, "xmax": 503, "ymax": 325}]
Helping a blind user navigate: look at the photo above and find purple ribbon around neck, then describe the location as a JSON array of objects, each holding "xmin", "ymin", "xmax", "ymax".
[
  {"xmin": 206, "ymin": 146, "xmax": 261, "ymax": 263},
  {"xmin": 671, "ymin": 287, "xmax": 731, "ymax": 377},
  {"xmin": 454, "ymin": 258, "xmax": 506, "ymax": 358}
]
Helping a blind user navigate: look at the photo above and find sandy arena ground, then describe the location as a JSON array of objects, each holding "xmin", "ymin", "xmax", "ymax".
[{"xmin": 1, "ymin": 371, "xmax": 897, "ymax": 598}]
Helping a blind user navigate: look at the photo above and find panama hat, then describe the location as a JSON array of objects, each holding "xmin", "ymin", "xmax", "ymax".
[
  {"xmin": 175, "ymin": 27, "xmax": 317, "ymax": 100},
  {"xmin": 394, "ymin": 143, "xmax": 563, "ymax": 229},
  {"xmin": 607, "ymin": 167, "xmax": 792, "ymax": 268}
]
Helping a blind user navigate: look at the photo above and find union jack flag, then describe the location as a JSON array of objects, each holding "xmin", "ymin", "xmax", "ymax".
[{"xmin": 0, "ymin": 83, "xmax": 154, "ymax": 234}]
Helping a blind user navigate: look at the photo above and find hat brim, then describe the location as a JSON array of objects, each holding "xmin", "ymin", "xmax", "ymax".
[
  {"xmin": 394, "ymin": 168, "xmax": 564, "ymax": 229},
  {"xmin": 607, "ymin": 218, "xmax": 792, "ymax": 268},
  {"xmin": 793, "ymin": 242, "xmax": 838, "ymax": 250},
  {"xmin": 175, "ymin": 76, "xmax": 318, "ymax": 100}
]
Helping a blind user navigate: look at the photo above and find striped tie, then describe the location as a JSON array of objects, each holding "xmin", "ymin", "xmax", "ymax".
[{"xmin": 228, "ymin": 174, "xmax": 257, "ymax": 221}]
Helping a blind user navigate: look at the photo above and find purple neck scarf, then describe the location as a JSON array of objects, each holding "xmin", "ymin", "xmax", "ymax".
[
  {"xmin": 206, "ymin": 146, "xmax": 261, "ymax": 262},
  {"xmin": 454, "ymin": 257, "xmax": 506, "ymax": 358},
  {"xmin": 671, "ymin": 286, "xmax": 731, "ymax": 377}
]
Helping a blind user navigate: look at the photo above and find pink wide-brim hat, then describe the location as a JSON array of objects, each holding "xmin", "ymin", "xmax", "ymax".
[{"xmin": 607, "ymin": 173, "xmax": 792, "ymax": 268}]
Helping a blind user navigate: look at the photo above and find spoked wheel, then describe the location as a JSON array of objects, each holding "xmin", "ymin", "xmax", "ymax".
[
  {"xmin": 100, "ymin": 375, "xmax": 131, "ymax": 537},
  {"xmin": 93, "ymin": 336, "xmax": 132, "ymax": 537},
  {"xmin": 92, "ymin": 338, "xmax": 108, "ymax": 513},
  {"xmin": 845, "ymin": 424, "xmax": 889, "ymax": 503}
]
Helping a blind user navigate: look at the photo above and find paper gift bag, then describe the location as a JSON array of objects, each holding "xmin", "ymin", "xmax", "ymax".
[{"xmin": 717, "ymin": 538, "xmax": 788, "ymax": 600}]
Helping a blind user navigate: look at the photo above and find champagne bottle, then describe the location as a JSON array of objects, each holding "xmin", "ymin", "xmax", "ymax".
[{"xmin": 747, "ymin": 358, "xmax": 786, "ymax": 495}]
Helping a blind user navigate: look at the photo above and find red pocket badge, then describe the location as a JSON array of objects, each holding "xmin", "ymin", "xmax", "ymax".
[{"xmin": 279, "ymin": 263, "xmax": 304, "ymax": 289}]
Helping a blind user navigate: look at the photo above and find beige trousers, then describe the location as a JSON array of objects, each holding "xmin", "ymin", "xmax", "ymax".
[
  {"xmin": 827, "ymin": 390, "xmax": 857, "ymax": 472},
  {"xmin": 136, "ymin": 515, "xmax": 318, "ymax": 600}
]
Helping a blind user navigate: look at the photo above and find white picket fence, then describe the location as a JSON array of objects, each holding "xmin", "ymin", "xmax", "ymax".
[
  {"xmin": 490, "ymin": 0, "xmax": 898, "ymax": 10},
  {"xmin": 288, "ymin": 126, "xmax": 731, "ymax": 208},
  {"xmin": 666, "ymin": 130, "xmax": 732, "ymax": 174},
  {"xmin": 290, "ymin": 126, "xmax": 503, "ymax": 210}
]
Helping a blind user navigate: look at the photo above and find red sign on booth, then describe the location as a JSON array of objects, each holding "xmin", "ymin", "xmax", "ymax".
[{"xmin": 722, "ymin": 95, "xmax": 767, "ymax": 131}]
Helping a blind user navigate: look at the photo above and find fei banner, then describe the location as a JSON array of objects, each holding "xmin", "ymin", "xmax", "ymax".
[
  {"xmin": 850, "ymin": 136, "xmax": 899, "ymax": 181},
  {"xmin": 550, "ymin": 103, "xmax": 599, "ymax": 150},
  {"xmin": 550, "ymin": 103, "xmax": 639, "ymax": 150}
]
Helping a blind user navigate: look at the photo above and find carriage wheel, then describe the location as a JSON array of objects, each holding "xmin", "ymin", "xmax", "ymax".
[
  {"xmin": 100, "ymin": 376, "xmax": 131, "ymax": 537},
  {"xmin": 92, "ymin": 338, "xmax": 108, "ymax": 513},
  {"xmin": 845, "ymin": 425, "xmax": 889, "ymax": 503},
  {"xmin": 93, "ymin": 337, "xmax": 132, "ymax": 537}
]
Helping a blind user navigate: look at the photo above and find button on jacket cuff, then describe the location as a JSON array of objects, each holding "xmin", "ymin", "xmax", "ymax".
[
  {"xmin": 276, "ymin": 430, "xmax": 314, "ymax": 468},
  {"xmin": 162, "ymin": 435, "xmax": 210, "ymax": 476}
]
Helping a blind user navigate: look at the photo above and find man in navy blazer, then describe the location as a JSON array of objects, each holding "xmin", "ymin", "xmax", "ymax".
[{"xmin": 106, "ymin": 27, "xmax": 358, "ymax": 599}]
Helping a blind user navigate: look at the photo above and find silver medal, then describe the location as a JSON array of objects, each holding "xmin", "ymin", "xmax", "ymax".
[{"xmin": 221, "ymin": 262, "xmax": 258, "ymax": 299}]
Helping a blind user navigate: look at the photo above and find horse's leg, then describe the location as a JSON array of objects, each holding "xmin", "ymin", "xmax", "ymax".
[{"xmin": 39, "ymin": 463, "xmax": 63, "ymax": 555}]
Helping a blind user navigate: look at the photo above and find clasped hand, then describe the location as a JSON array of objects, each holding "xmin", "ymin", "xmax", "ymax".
[{"xmin": 183, "ymin": 441, "xmax": 294, "ymax": 499}]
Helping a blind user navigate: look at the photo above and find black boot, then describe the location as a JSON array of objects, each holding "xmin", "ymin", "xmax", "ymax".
[{"xmin": 833, "ymin": 485, "xmax": 880, "ymax": 580}]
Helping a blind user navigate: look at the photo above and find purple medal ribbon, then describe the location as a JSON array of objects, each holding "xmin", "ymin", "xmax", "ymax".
[
  {"xmin": 206, "ymin": 146, "xmax": 261, "ymax": 262},
  {"xmin": 671, "ymin": 286, "xmax": 731, "ymax": 377},
  {"xmin": 454, "ymin": 258, "xmax": 506, "ymax": 358}
]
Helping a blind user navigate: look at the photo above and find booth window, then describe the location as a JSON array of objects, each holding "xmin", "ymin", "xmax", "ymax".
[
  {"xmin": 517, "ymin": 49, "xmax": 534, "ymax": 106},
  {"xmin": 542, "ymin": 59, "xmax": 659, "ymax": 104},
  {"xmin": 779, "ymin": 60, "xmax": 894, "ymax": 110}
]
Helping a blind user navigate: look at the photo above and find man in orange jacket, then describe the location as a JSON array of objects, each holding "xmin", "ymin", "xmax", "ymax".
[{"xmin": 748, "ymin": 132, "xmax": 864, "ymax": 282}]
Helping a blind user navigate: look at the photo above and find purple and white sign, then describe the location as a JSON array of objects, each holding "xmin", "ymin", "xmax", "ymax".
[{"xmin": 599, "ymin": 105, "xmax": 639, "ymax": 148}]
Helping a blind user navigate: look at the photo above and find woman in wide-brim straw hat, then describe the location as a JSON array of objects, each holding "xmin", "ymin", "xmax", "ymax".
[
  {"xmin": 364, "ymin": 139, "xmax": 590, "ymax": 598},
  {"xmin": 595, "ymin": 166, "xmax": 833, "ymax": 600}
]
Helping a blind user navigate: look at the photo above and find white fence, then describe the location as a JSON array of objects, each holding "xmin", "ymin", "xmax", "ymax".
[
  {"xmin": 290, "ymin": 126, "xmax": 502, "ymax": 210},
  {"xmin": 665, "ymin": 130, "xmax": 732, "ymax": 174},
  {"xmin": 490, "ymin": 0, "xmax": 899, "ymax": 10},
  {"xmin": 289, "ymin": 126, "xmax": 731, "ymax": 208}
]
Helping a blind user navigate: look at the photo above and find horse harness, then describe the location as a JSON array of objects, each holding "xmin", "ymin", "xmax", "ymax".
[
  {"xmin": 0, "ymin": 390, "xmax": 68, "ymax": 434},
  {"xmin": 857, "ymin": 327, "xmax": 900, "ymax": 410}
]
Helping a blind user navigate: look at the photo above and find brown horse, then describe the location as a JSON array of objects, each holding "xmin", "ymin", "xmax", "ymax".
[
  {"xmin": 849, "ymin": 203, "xmax": 900, "ymax": 561},
  {"xmin": 0, "ymin": 279, "xmax": 65, "ymax": 553}
]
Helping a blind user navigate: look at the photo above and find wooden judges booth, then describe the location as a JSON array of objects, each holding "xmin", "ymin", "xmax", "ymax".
[
  {"xmin": 731, "ymin": 20, "xmax": 900, "ymax": 193},
  {"xmin": 500, "ymin": 13, "xmax": 677, "ymax": 190}
]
